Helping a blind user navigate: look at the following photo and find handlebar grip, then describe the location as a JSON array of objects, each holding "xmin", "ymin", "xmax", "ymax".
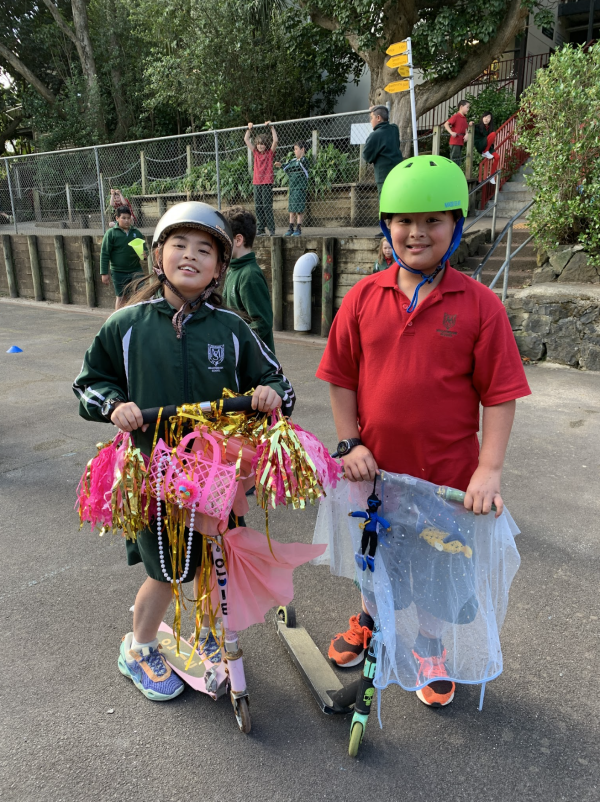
[{"xmin": 140, "ymin": 396, "xmax": 255, "ymax": 424}]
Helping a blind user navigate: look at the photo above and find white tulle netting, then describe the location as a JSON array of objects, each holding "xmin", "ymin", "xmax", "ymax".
[{"xmin": 313, "ymin": 472, "xmax": 521, "ymax": 693}]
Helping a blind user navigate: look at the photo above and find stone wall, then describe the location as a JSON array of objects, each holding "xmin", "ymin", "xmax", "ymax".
[
  {"xmin": 506, "ymin": 284, "xmax": 600, "ymax": 371},
  {"xmin": 532, "ymin": 245, "xmax": 600, "ymax": 285}
]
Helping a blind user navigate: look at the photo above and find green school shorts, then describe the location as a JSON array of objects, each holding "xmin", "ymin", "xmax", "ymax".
[
  {"xmin": 126, "ymin": 512, "xmax": 246, "ymax": 583},
  {"xmin": 110, "ymin": 269, "xmax": 143, "ymax": 298},
  {"xmin": 288, "ymin": 184, "xmax": 307, "ymax": 214}
]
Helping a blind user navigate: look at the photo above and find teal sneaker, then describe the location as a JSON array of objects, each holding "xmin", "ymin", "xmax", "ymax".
[{"xmin": 118, "ymin": 633, "xmax": 185, "ymax": 701}]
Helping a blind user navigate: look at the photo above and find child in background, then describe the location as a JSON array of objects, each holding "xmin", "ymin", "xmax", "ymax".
[
  {"xmin": 107, "ymin": 188, "xmax": 136, "ymax": 227},
  {"xmin": 373, "ymin": 237, "xmax": 395, "ymax": 273},
  {"xmin": 74, "ymin": 201, "xmax": 294, "ymax": 702},
  {"xmin": 100, "ymin": 205, "xmax": 148, "ymax": 310},
  {"xmin": 222, "ymin": 206, "xmax": 275, "ymax": 353},
  {"xmin": 474, "ymin": 112, "xmax": 500, "ymax": 185},
  {"xmin": 317, "ymin": 156, "xmax": 530, "ymax": 707},
  {"xmin": 244, "ymin": 122, "xmax": 278, "ymax": 237},
  {"xmin": 444, "ymin": 100, "xmax": 471, "ymax": 169},
  {"xmin": 275, "ymin": 142, "xmax": 309, "ymax": 237}
]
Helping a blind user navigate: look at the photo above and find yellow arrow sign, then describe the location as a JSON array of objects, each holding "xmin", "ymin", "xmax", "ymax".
[
  {"xmin": 384, "ymin": 79, "xmax": 410, "ymax": 94},
  {"xmin": 386, "ymin": 54, "xmax": 410, "ymax": 68},
  {"xmin": 396, "ymin": 66, "xmax": 411, "ymax": 78},
  {"xmin": 386, "ymin": 41, "xmax": 408, "ymax": 56}
]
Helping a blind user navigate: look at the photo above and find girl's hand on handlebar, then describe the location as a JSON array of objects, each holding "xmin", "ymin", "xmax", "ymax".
[
  {"xmin": 111, "ymin": 401, "xmax": 149, "ymax": 432},
  {"xmin": 252, "ymin": 385, "xmax": 282, "ymax": 413},
  {"xmin": 342, "ymin": 445, "xmax": 379, "ymax": 483}
]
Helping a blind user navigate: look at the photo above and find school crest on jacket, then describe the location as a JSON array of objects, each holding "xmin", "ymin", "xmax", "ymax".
[{"xmin": 208, "ymin": 343, "xmax": 225, "ymax": 369}]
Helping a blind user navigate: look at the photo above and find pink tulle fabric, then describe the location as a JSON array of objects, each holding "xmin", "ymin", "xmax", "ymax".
[
  {"xmin": 213, "ymin": 527, "xmax": 326, "ymax": 631},
  {"xmin": 76, "ymin": 433, "xmax": 129, "ymax": 530},
  {"xmin": 294, "ymin": 425, "xmax": 343, "ymax": 489}
]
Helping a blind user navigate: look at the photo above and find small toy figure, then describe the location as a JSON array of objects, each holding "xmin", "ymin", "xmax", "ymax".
[{"xmin": 349, "ymin": 478, "xmax": 391, "ymax": 572}]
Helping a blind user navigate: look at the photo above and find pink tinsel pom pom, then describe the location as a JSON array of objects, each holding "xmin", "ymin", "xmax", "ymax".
[{"xmin": 294, "ymin": 425, "xmax": 343, "ymax": 489}]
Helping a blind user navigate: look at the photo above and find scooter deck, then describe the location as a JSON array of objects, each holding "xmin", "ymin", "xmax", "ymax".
[
  {"xmin": 276, "ymin": 620, "xmax": 353, "ymax": 715},
  {"xmin": 158, "ymin": 621, "xmax": 228, "ymax": 698}
]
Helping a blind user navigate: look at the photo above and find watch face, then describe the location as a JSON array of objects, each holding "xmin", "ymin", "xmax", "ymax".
[{"xmin": 338, "ymin": 440, "xmax": 349, "ymax": 456}]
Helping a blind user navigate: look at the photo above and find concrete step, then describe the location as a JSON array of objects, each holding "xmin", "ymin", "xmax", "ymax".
[
  {"xmin": 455, "ymin": 263, "xmax": 534, "ymax": 289},
  {"xmin": 494, "ymin": 202, "xmax": 531, "ymax": 216},
  {"xmin": 499, "ymin": 184, "xmax": 533, "ymax": 199}
]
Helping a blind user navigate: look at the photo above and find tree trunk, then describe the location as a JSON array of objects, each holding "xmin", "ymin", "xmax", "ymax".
[
  {"xmin": 0, "ymin": 43, "xmax": 66, "ymax": 119},
  {"xmin": 367, "ymin": 49, "xmax": 415, "ymax": 155},
  {"xmin": 70, "ymin": 0, "xmax": 108, "ymax": 138},
  {"xmin": 105, "ymin": 1, "xmax": 133, "ymax": 141},
  {"xmin": 0, "ymin": 114, "xmax": 24, "ymax": 156}
]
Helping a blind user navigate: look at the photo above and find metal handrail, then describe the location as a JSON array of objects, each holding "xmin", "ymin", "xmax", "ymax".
[
  {"xmin": 471, "ymin": 199, "xmax": 535, "ymax": 302},
  {"xmin": 465, "ymin": 170, "xmax": 501, "ymax": 239}
]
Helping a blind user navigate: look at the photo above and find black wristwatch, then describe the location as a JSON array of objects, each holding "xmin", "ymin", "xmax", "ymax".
[
  {"xmin": 101, "ymin": 397, "xmax": 123, "ymax": 421},
  {"xmin": 331, "ymin": 438, "xmax": 362, "ymax": 459}
]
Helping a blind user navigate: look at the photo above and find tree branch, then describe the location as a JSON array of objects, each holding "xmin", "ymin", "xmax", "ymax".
[
  {"xmin": 0, "ymin": 43, "xmax": 66, "ymax": 118},
  {"xmin": 0, "ymin": 111, "xmax": 23, "ymax": 156},
  {"xmin": 414, "ymin": 0, "xmax": 528, "ymax": 117},
  {"xmin": 41, "ymin": 0, "xmax": 78, "ymax": 45}
]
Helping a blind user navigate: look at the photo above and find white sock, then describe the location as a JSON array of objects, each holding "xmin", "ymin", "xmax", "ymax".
[
  {"xmin": 132, "ymin": 636, "xmax": 159, "ymax": 651},
  {"xmin": 490, "ymin": 176, "xmax": 496, "ymax": 184}
]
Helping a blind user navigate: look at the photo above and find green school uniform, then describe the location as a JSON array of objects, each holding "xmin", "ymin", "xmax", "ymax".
[
  {"xmin": 100, "ymin": 224, "xmax": 147, "ymax": 297},
  {"xmin": 222, "ymin": 251, "xmax": 275, "ymax": 353},
  {"xmin": 282, "ymin": 157, "xmax": 309, "ymax": 213},
  {"xmin": 73, "ymin": 294, "xmax": 294, "ymax": 581}
]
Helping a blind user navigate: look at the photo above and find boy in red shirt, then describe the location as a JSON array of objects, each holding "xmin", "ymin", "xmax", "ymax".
[
  {"xmin": 444, "ymin": 100, "xmax": 471, "ymax": 168},
  {"xmin": 316, "ymin": 156, "xmax": 530, "ymax": 707},
  {"xmin": 244, "ymin": 122, "xmax": 278, "ymax": 236}
]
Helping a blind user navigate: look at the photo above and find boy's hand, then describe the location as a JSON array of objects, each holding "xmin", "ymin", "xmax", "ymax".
[
  {"xmin": 342, "ymin": 445, "xmax": 378, "ymax": 483},
  {"xmin": 252, "ymin": 385, "xmax": 282, "ymax": 413},
  {"xmin": 247, "ymin": 122, "xmax": 253, "ymax": 129},
  {"xmin": 110, "ymin": 401, "xmax": 149, "ymax": 432},
  {"xmin": 101, "ymin": 274, "xmax": 110, "ymax": 285},
  {"xmin": 464, "ymin": 466, "xmax": 503, "ymax": 517},
  {"xmin": 274, "ymin": 161, "xmax": 281, "ymax": 168}
]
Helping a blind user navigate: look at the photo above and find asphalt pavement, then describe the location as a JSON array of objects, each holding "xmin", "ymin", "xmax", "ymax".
[{"xmin": 1, "ymin": 300, "xmax": 599, "ymax": 802}]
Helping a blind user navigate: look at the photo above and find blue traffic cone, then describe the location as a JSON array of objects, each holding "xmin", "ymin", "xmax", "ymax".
[{"xmin": 7, "ymin": 345, "xmax": 23, "ymax": 353}]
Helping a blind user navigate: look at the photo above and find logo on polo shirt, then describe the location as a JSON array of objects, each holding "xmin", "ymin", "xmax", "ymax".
[
  {"xmin": 437, "ymin": 313, "xmax": 457, "ymax": 337},
  {"xmin": 208, "ymin": 343, "xmax": 225, "ymax": 371}
]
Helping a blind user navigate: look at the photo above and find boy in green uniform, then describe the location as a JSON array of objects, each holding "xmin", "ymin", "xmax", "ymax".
[
  {"xmin": 222, "ymin": 206, "xmax": 275, "ymax": 353},
  {"xmin": 100, "ymin": 205, "xmax": 148, "ymax": 309},
  {"xmin": 275, "ymin": 142, "xmax": 309, "ymax": 237}
]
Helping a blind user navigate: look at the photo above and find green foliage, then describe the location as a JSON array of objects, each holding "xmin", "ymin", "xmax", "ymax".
[
  {"xmin": 518, "ymin": 44, "xmax": 600, "ymax": 264},
  {"xmin": 465, "ymin": 86, "xmax": 519, "ymax": 128}
]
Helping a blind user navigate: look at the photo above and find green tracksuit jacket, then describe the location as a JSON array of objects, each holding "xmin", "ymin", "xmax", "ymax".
[
  {"xmin": 100, "ymin": 225, "xmax": 147, "ymax": 275},
  {"xmin": 222, "ymin": 252, "xmax": 275, "ymax": 353},
  {"xmin": 362, "ymin": 121, "xmax": 403, "ymax": 187},
  {"xmin": 73, "ymin": 295, "xmax": 295, "ymax": 457}
]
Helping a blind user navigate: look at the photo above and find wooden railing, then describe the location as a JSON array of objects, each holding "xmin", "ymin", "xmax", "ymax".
[{"xmin": 478, "ymin": 113, "xmax": 529, "ymax": 209}]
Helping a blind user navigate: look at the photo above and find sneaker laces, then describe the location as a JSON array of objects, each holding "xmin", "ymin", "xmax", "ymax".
[
  {"xmin": 143, "ymin": 647, "xmax": 168, "ymax": 677},
  {"xmin": 413, "ymin": 649, "xmax": 449, "ymax": 684},
  {"xmin": 334, "ymin": 615, "xmax": 372, "ymax": 649}
]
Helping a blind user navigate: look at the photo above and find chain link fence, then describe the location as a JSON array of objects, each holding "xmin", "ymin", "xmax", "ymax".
[{"xmin": 0, "ymin": 110, "xmax": 435, "ymax": 237}]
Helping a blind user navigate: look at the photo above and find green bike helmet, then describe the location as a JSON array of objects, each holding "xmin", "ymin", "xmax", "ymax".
[{"xmin": 379, "ymin": 155, "xmax": 469, "ymax": 219}]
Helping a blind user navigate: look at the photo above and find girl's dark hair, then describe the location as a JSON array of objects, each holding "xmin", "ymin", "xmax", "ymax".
[
  {"xmin": 476, "ymin": 111, "xmax": 494, "ymax": 135},
  {"xmin": 124, "ymin": 240, "xmax": 224, "ymax": 309}
]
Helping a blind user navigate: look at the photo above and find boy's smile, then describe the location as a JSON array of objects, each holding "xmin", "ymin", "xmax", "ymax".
[
  {"xmin": 389, "ymin": 211, "xmax": 455, "ymax": 274},
  {"xmin": 161, "ymin": 228, "xmax": 221, "ymax": 304}
]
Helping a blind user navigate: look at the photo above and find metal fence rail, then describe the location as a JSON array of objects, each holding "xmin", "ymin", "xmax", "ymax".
[{"xmin": 0, "ymin": 111, "xmax": 444, "ymax": 237}]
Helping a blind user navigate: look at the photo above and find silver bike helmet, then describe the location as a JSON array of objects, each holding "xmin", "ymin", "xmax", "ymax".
[{"xmin": 152, "ymin": 201, "xmax": 233, "ymax": 265}]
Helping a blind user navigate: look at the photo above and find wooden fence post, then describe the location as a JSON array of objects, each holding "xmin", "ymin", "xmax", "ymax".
[
  {"xmin": 271, "ymin": 236, "xmax": 283, "ymax": 331},
  {"xmin": 312, "ymin": 129, "xmax": 319, "ymax": 160},
  {"xmin": 321, "ymin": 237, "xmax": 335, "ymax": 337},
  {"xmin": 186, "ymin": 144, "xmax": 192, "ymax": 176},
  {"xmin": 27, "ymin": 235, "xmax": 43, "ymax": 301},
  {"xmin": 350, "ymin": 186, "xmax": 357, "ymax": 227},
  {"xmin": 2, "ymin": 235, "xmax": 18, "ymax": 298},
  {"xmin": 432, "ymin": 125, "xmax": 441, "ymax": 156},
  {"xmin": 81, "ymin": 236, "xmax": 96, "ymax": 308},
  {"xmin": 140, "ymin": 150, "xmax": 147, "ymax": 195},
  {"xmin": 32, "ymin": 190, "xmax": 42, "ymax": 222},
  {"xmin": 54, "ymin": 235, "xmax": 70, "ymax": 304},
  {"xmin": 464, "ymin": 128, "xmax": 474, "ymax": 180},
  {"xmin": 359, "ymin": 144, "xmax": 365, "ymax": 182}
]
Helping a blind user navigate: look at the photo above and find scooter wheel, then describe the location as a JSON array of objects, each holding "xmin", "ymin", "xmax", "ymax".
[
  {"xmin": 348, "ymin": 721, "xmax": 364, "ymax": 757},
  {"xmin": 232, "ymin": 694, "xmax": 251, "ymax": 734},
  {"xmin": 276, "ymin": 605, "xmax": 296, "ymax": 628}
]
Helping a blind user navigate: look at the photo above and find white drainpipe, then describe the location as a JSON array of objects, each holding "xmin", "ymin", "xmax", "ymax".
[{"xmin": 293, "ymin": 252, "xmax": 319, "ymax": 331}]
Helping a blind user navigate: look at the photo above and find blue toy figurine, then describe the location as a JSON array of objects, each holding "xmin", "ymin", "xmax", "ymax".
[{"xmin": 349, "ymin": 477, "xmax": 391, "ymax": 572}]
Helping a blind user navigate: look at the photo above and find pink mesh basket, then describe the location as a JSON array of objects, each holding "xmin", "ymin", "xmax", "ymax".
[{"xmin": 148, "ymin": 431, "xmax": 238, "ymax": 523}]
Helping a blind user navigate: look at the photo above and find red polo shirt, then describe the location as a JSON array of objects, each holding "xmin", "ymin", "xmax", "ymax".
[
  {"xmin": 447, "ymin": 112, "xmax": 469, "ymax": 146},
  {"xmin": 253, "ymin": 149, "xmax": 275, "ymax": 185},
  {"xmin": 316, "ymin": 265, "xmax": 531, "ymax": 491}
]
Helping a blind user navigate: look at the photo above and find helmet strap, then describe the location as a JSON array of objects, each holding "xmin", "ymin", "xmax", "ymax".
[
  {"xmin": 153, "ymin": 261, "xmax": 219, "ymax": 339},
  {"xmin": 379, "ymin": 216, "xmax": 465, "ymax": 313}
]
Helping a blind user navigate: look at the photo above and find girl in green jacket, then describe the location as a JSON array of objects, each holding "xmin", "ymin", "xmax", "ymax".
[{"xmin": 74, "ymin": 202, "xmax": 294, "ymax": 702}]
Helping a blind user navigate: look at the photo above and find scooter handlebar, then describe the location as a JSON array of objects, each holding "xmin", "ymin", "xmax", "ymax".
[{"xmin": 140, "ymin": 395, "xmax": 255, "ymax": 424}]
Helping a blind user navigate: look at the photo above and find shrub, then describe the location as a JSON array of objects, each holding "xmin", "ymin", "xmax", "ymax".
[{"xmin": 518, "ymin": 44, "xmax": 600, "ymax": 264}]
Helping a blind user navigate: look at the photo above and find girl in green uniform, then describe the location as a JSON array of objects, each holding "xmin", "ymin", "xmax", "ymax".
[
  {"xmin": 275, "ymin": 141, "xmax": 309, "ymax": 237},
  {"xmin": 74, "ymin": 202, "xmax": 294, "ymax": 702}
]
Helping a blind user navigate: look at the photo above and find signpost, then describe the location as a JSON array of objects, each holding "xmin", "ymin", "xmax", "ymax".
[{"xmin": 384, "ymin": 37, "xmax": 419, "ymax": 156}]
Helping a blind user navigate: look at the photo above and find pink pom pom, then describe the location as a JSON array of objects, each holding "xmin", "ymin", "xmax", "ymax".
[
  {"xmin": 294, "ymin": 425, "xmax": 343, "ymax": 489},
  {"xmin": 76, "ymin": 433, "xmax": 130, "ymax": 530}
]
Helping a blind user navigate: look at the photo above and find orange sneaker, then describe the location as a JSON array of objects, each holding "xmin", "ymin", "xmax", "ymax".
[
  {"xmin": 412, "ymin": 648, "xmax": 455, "ymax": 707},
  {"xmin": 328, "ymin": 614, "xmax": 372, "ymax": 667}
]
